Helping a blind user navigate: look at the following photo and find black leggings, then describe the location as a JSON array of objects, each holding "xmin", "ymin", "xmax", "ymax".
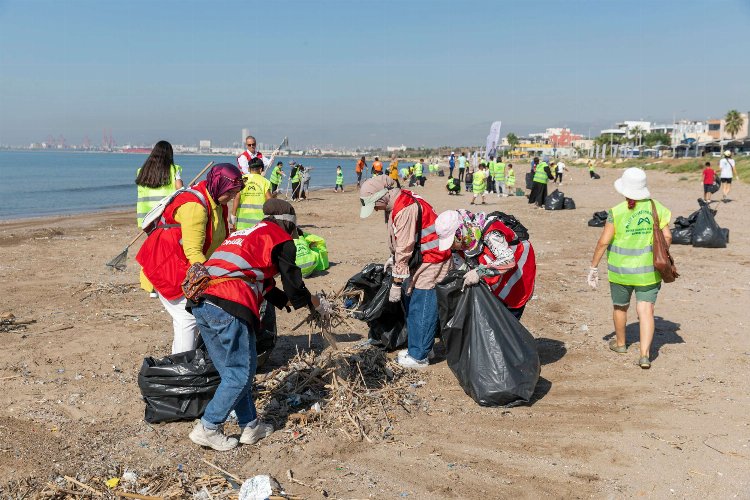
[
  {"xmin": 554, "ymin": 172, "xmax": 563, "ymax": 183},
  {"xmin": 458, "ymin": 168, "xmax": 465, "ymax": 183}
]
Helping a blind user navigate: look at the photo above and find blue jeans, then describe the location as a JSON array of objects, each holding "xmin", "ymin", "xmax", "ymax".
[
  {"xmin": 403, "ymin": 287, "xmax": 439, "ymax": 361},
  {"xmin": 192, "ymin": 301, "xmax": 257, "ymax": 429}
]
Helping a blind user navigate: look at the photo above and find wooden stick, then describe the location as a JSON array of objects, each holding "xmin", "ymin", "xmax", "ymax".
[
  {"xmin": 201, "ymin": 459, "xmax": 241, "ymax": 483},
  {"xmin": 116, "ymin": 492, "xmax": 165, "ymax": 500},
  {"xmin": 64, "ymin": 475, "xmax": 103, "ymax": 496}
]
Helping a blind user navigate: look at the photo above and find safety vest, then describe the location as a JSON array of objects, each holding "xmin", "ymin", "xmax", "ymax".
[
  {"xmin": 533, "ymin": 162, "xmax": 549, "ymax": 184},
  {"xmin": 588, "ymin": 163, "xmax": 595, "ymax": 172},
  {"xmin": 390, "ymin": 190, "xmax": 451, "ymax": 264},
  {"xmin": 478, "ymin": 220, "xmax": 537, "ymax": 309},
  {"xmin": 607, "ymin": 199, "xmax": 670, "ymax": 286},
  {"xmin": 373, "ymin": 161, "xmax": 383, "ymax": 173},
  {"xmin": 400, "ymin": 167, "xmax": 409, "ymax": 178},
  {"xmin": 473, "ymin": 170, "xmax": 487, "ymax": 192},
  {"xmin": 201, "ymin": 221, "xmax": 292, "ymax": 319},
  {"xmin": 488, "ymin": 161, "xmax": 496, "ymax": 176},
  {"xmin": 496, "ymin": 162, "xmax": 506, "ymax": 178},
  {"xmin": 136, "ymin": 181, "xmax": 226, "ymax": 301},
  {"xmin": 136, "ymin": 164, "xmax": 182, "ymax": 227},
  {"xmin": 270, "ymin": 166, "xmax": 283, "ymax": 185},
  {"xmin": 236, "ymin": 173, "xmax": 270, "ymax": 230},
  {"xmin": 336, "ymin": 171, "xmax": 344, "ymax": 184},
  {"xmin": 506, "ymin": 169, "xmax": 515, "ymax": 185},
  {"xmin": 290, "ymin": 169, "xmax": 300, "ymax": 183},
  {"xmin": 413, "ymin": 163, "xmax": 423, "ymax": 176},
  {"xmin": 294, "ymin": 237, "xmax": 318, "ymax": 278},
  {"xmin": 447, "ymin": 178, "xmax": 457, "ymax": 190}
]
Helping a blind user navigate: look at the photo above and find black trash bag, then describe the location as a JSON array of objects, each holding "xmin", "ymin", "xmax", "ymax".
[
  {"xmin": 437, "ymin": 169, "xmax": 445, "ymax": 177},
  {"xmin": 592, "ymin": 172, "xmax": 601, "ymax": 179},
  {"xmin": 593, "ymin": 210, "xmax": 608, "ymax": 220},
  {"xmin": 344, "ymin": 264, "xmax": 408, "ymax": 350},
  {"xmin": 708, "ymin": 181, "xmax": 720, "ymax": 194},
  {"xmin": 722, "ymin": 228, "xmax": 730, "ymax": 244},
  {"xmin": 691, "ymin": 204, "xmax": 727, "ymax": 248},
  {"xmin": 486, "ymin": 211, "xmax": 529, "ymax": 242},
  {"xmin": 588, "ymin": 218, "xmax": 605, "ymax": 227},
  {"xmin": 436, "ymin": 271, "xmax": 540, "ymax": 407},
  {"xmin": 544, "ymin": 190, "xmax": 565, "ymax": 210},
  {"xmin": 563, "ymin": 197, "xmax": 576, "ymax": 210},
  {"xmin": 671, "ymin": 226, "xmax": 693, "ymax": 245},
  {"xmin": 525, "ymin": 172, "xmax": 533, "ymax": 189},
  {"xmin": 138, "ymin": 348, "xmax": 221, "ymax": 424},
  {"xmin": 674, "ymin": 216, "xmax": 692, "ymax": 229}
]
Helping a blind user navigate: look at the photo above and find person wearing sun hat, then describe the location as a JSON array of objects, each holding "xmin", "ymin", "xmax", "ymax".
[
  {"xmin": 719, "ymin": 149, "xmax": 739, "ymax": 202},
  {"xmin": 435, "ymin": 209, "xmax": 536, "ymax": 320},
  {"xmin": 587, "ymin": 167, "xmax": 672, "ymax": 369},
  {"xmin": 359, "ymin": 176, "xmax": 452, "ymax": 369}
]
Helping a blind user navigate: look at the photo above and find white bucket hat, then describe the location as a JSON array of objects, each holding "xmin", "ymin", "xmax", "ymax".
[
  {"xmin": 723, "ymin": 150, "xmax": 732, "ymax": 157},
  {"xmin": 614, "ymin": 167, "xmax": 650, "ymax": 201},
  {"xmin": 436, "ymin": 210, "xmax": 462, "ymax": 251}
]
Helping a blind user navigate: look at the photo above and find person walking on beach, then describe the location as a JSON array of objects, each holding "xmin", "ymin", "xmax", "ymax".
[
  {"xmin": 471, "ymin": 164, "xmax": 488, "ymax": 205},
  {"xmin": 505, "ymin": 163, "xmax": 516, "ymax": 196},
  {"xmin": 269, "ymin": 161, "xmax": 284, "ymax": 194},
  {"xmin": 186, "ymin": 199, "xmax": 332, "ymax": 451},
  {"xmin": 359, "ymin": 176, "xmax": 452, "ymax": 369},
  {"xmin": 702, "ymin": 161, "xmax": 717, "ymax": 202},
  {"xmin": 300, "ymin": 165, "xmax": 312, "ymax": 200},
  {"xmin": 587, "ymin": 167, "xmax": 672, "ymax": 369},
  {"xmin": 554, "ymin": 160, "xmax": 567, "ymax": 185},
  {"xmin": 464, "ymin": 168, "xmax": 474, "ymax": 193},
  {"xmin": 413, "ymin": 158, "xmax": 425, "ymax": 187},
  {"xmin": 719, "ymin": 150, "xmax": 739, "ymax": 202},
  {"xmin": 528, "ymin": 157, "xmax": 554, "ymax": 208},
  {"xmin": 372, "ymin": 157, "xmax": 383, "ymax": 176},
  {"xmin": 290, "ymin": 163, "xmax": 302, "ymax": 201},
  {"xmin": 389, "ymin": 155, "xmax": 400, "ymax": 181},
  {"xmin": 356, "ymin": 156, "xmax": 367, "ymax": 187},
  {"xmin": 233, "ymin": 157, "xmax": 272, "ymax": 231},
  {"xmin": 237, "ymin": 136, "xmax": 271, "ymax": 175},
  {"xmin": 136, "ymin": 163, "xmax": 243, "ymax": 354},
  {"xmin": 458, "ymin": 152, "xmax": 467, "ymax": 184},
  {"xmin": 334, "ymin": 166, "xmax": 344, "ymax": 192},
  {"xmin": 449, "ymin": 152, "xmax": 456, "ymax": 178}
]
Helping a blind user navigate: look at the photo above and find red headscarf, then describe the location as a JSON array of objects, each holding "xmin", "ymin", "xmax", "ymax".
[{"xmin": 206, "ymin": 163, "xmax": 244, "ymax": 200}]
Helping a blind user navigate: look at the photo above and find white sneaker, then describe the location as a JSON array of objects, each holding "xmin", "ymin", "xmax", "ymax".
[
  {"xmin": 397, "ymin": 354, "xmax": 429, "ymax": 369},
  {"xmin": 189, "ymin": 422, "xmax": 238, "ymax": 451},
  {"xmin": 398, "ymin": 349, "xmax": 435, "ymax": 360},
  {"xmin": 149, "ymin": 292, "xmax": 158, "ymax": 298},
  {"xmin": 239, "ymin": 421, "xmax": 274, "ymax": 445}
]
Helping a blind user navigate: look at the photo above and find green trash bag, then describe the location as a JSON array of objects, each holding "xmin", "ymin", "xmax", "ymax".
[
  {"xmin": 294, "ymin": 237, "xmax": 318, "ymax": 278},
  {"xmin": 303, "ymin": 233, "xmax": 329, "ymax": 272}
]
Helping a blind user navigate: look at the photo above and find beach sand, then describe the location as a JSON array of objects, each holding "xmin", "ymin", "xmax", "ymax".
[{"xmin": 0, "ymin": 165, "xmax": 748, "ymax": 497}]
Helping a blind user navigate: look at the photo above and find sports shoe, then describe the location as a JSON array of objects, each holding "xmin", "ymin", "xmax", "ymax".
[
  {"xmin": 398, "ymin": 348, "xmax": 435, "ymax": 360},
  {"xmin": 189, "ymin": 422, "xmax": 238, "ymax": 451},
  {"xmin": 397, "ymin": 354, "xmax": 429, "ymax": 369},
  {"xmin": 239, "ymin": 421, "xmax": 274, "ymax": 445}
]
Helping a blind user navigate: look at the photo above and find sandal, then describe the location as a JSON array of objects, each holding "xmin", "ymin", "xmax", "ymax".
[
  {"xmin": 608, "ymin": 340, "xmax": 627, "ymax": 354},
  {"xmin": 638, "ymin": 356, "xmax": 651, "ymax": 369}
]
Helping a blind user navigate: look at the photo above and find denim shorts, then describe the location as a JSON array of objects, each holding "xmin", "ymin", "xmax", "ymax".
[{"xmin": 610, "ymin": 282, "xmax": 661, "ymax": 306}]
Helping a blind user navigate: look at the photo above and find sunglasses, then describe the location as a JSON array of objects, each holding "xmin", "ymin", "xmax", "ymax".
[{"xmin": 246, "ymin": 143, "xmax": 256, "ymax": 147}]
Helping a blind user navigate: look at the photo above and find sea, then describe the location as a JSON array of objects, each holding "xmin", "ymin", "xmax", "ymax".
[{"xmin": 0, "ymin": 150, "xmax": 365, "ymax": 220}]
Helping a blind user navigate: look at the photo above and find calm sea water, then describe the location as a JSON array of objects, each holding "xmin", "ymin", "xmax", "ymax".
[{"xmin": 0, "ymin": 151, "xmax": 365, "ymax": 220}]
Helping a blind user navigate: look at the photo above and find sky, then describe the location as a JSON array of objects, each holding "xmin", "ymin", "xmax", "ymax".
[{"xmin": 1, "ymin": 0, "xmax": 748, "ymax": 148}]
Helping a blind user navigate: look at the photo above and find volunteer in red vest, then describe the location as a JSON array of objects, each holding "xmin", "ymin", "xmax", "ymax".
[
  {"xmin": 237, "ymin": 135, "xmax": 271, "ymax": 175},
  {"xmin": 185, "ymin": 199, "xmax": 331, "ymax": 451},
  {"xmin": 435, "ymin": 209, "xmax": 536, "ymax": 320},
  {"xmin": 359, "ymin": 176, "xmax": 453, "ymax": 369},
  {"xmin": 136, "ymin": 163, "xmax": 244, "ymax": 354}
]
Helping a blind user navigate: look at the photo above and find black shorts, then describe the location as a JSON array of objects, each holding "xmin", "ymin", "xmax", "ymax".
[
  {"xmin": 720, "ymin": 178, "xmax": 732, "ymax": 184},
  {"xmin": 703, "ymin": 184, "xmax": 712, "ymax": 193}
]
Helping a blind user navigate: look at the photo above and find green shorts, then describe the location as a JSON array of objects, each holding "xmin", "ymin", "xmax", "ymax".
[{"xmin": 609, "ymin": 282, "xmax": 661, "ymax": 306}]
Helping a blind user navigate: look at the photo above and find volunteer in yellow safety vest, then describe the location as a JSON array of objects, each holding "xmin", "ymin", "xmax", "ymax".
[
  {"xmin": 135, "ymin": 140, "xmax": 184, "ymax": 227},
  {"xmin": 232, "ymin": 157, "xmax": 272, "ymax": 231},
  {"xmin": 587, "ymin": 168, "xmax": 672, "ymax": 370},
  {"xmin": 527, "ymin": 157, "xmax": 554, "ymax": 208}
]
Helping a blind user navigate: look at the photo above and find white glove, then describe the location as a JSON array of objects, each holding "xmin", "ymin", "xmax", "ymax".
[
  {"xmin": 587, "ymin": 267, "xmax": 599, "ymax": 289},
  {"xmin": 388, "ymin": 283, "xmax": 402, "ymax": 303},
  {"xmin": 384, "ymin": 256, "xmax": 394, "ymax": 271},
  {"xmin": 462, "ymin": 269, "xmax": 481, "ymax": 287},
  {"xmin": 315, "ymin": 293, "xmax": 333, "ymax": 321},
  {"xmin": 229, "ymin": 214, "xmax": 237, "ymax": 226}
]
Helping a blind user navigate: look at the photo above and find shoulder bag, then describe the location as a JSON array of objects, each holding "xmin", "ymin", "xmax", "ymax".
[{"xmin": 650, "ymin": 200, "xmax": 678, "ymax": 283}]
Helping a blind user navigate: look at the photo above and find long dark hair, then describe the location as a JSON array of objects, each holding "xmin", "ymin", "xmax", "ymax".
[{"xmin": 135, "ymin": 140, "xmax": 174, "ymax": 188}]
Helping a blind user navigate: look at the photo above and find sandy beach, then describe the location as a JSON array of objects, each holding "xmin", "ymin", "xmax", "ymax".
[{"xmin": 0, "ymin": 163, "xmax": 748, "ymax": 497}]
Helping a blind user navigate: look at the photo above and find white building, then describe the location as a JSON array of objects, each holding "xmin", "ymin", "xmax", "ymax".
[
  {"xmin": 387, "ymin": 144, "xmax": 407, "ymax": 152},
  {"xmin": 199, "ymin": 140, "xmax": 211, "ymax": 152},
  {"xmin": 241, "ymin": 128, "xmax": 250, "ymax": 144}
]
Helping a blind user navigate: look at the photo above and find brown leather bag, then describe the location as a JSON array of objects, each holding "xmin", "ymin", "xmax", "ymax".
[
  {"xmin": 650, "ymin": 200, "xmax": 678, "ymax": 283},
  {"xmin": 181, "ymin": 262, "xmax": 257, "ymax": 301}
]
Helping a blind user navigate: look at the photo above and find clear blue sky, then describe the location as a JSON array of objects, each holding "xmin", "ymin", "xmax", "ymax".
[{"xmin": 1, "ymin": 0, "xmax": 748, "ymax": 148}]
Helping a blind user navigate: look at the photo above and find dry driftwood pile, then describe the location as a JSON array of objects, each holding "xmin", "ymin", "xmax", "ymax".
[{"xmin": 256, "ymin": 344, "xmax": 423, "ymax": 443}]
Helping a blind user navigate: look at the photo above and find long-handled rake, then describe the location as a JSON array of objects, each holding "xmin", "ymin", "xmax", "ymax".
[{"xmin": 105, "ymin": 161, "xmax": 215, "ymax": 271}]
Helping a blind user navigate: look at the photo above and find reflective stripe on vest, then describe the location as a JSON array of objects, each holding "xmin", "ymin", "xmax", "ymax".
[
  {"xmin": 236, "ymin": 174, "xmax": 269, "ymax": 230},
  {"xmin": 507, "ymin": 171, "xmax": 515, "ymax": 184},
  {"xmin": 208, "ymin": 250, "xmax": 266, "ymax": 281},
  {"xmin": 533, "ymin": 163, "xmax": 549, "ymax": 184},
  {"xmin": 491, "ymin": 240, "xmax": 531, "ymax": 299},
  {"xmin": 606, "ymin": 200, "xmax": 668, "ymax": 285}
]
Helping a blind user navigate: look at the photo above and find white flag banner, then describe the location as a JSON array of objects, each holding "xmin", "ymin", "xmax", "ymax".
[{"xmin": 485, "ymin": 121, "xmax": 502, "ymax": 160}]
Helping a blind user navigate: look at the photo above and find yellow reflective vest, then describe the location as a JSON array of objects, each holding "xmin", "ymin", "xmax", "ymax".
[
  {"xmin": 136, "ymin": 164, "xmax": 182, "ymax": 227},
  {"xmin": 236, "ymin": 173, "xmax": 271, "ymax": 230}
]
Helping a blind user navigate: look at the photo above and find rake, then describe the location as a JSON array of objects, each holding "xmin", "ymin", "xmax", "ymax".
[{"xmin": 105, "ymin": 161, "xmax": 214, "ymax": 271}]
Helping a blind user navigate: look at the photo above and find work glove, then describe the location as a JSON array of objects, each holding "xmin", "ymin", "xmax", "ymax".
[
  {"xmin": 388, "ymin": 283, "xmax": 402, "ymax": 303},
  {"xmin": 462, "ymin": 268, "xmax": 481, "ymax": 288},
  {"xmin": 313, "ymin": 293, "xmax": 333, "ymax": 322},
  {"xmin": 384, "ymin": 255, "xmax": 394, "ymax": 272},
  {"xmin": 587, "ymin": 267, "xmax": 599, "ymax": 289}
]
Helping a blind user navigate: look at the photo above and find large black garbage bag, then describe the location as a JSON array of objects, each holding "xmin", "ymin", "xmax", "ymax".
[
  {"xmin": 691, "ymin": 204, "xmax": 727, "ymax": 248},
  {"xmin": 486, "ymin": 212, "xmax": 529, "ymax": 242},
  {"xmin": 563, "ymin": 197, "xmax": 576, "ymax": 210},
  {"xmin": 525, "ymin": 172, "xmax": 533, "ymax": 189},
  {"xmin": 671, "ymin": 226, "xmax": 693, "ymax": 245},
  {"xmin": 587, "ymin": 210, "xmax": 607, "ymax": 227},
  {"xmin": 673, "ymin": 216, "xmax": 692, "ymax": 229},
  {"xmin": 436, "ymin": 271, "xmax": 540, "ymax": 407},
  {"xmin": 544, "ymin": 190, "xmax": 565, "ymax": 210},
  {"xmin": 344, "ymin": 264, "xmax": 407, "ymax": 350},
  {"xmin": 592, "ymin": 172, "xmax": 601, "ymax": 179},
  {"xmin": 138, "ymin": 348, "xmax": 220, "ymax": 423}
]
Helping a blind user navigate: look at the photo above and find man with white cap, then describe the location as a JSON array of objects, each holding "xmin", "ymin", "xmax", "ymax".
[
  {"xmin": 587, "ymin": 167, "xmax": 672, "ymax": 369},
  {"xmin": 718, "ymin": 150, "xmax": 739, "ymax": 202},
  {"xmin": 359, "ymin": 176, "xmax": 453, "ymax": 368},
  {"xmin": 435, "ymin": 209, "xmax": 536, "ymax": 320}
]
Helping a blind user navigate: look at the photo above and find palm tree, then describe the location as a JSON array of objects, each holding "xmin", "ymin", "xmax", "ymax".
[
  {"xmin": 506, "ymin": 133, "xmax": 519, "ymax": 151},
  {"xmin": 629, "ymin": 125, "xmax": 644, "ymax": 148},
  {"xmin": 725, "ymin": 109, "xmax": 744, "ymax": 139}
]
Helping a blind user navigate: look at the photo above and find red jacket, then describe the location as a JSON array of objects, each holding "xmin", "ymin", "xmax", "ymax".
[
  {"xmin": 391, "ymin": 190, "xmax": 451, "ymax": 264},
  {"xmin": 136, "ymin": 182, "xmax": 226, "ymax": 300},
  {"xmin": 201, "ymin": 221, "xmax": 292, "ymax": 319},
  {"xmin": 477, "ymin": 220, "xmax": 536, "ymax": 309}
]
